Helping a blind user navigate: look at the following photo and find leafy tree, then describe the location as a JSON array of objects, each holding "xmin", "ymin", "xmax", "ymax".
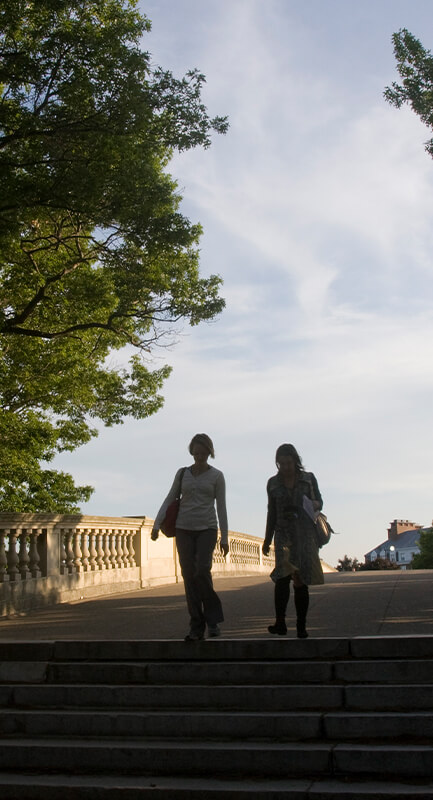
[
  {"xmin": 411, "ymin": 529, "xmax": 433, "ymax": 569},
  {"xmin": 336, "ymin": 555, "xmax": 360, "ymax": 572},
  {"xmin": 385, "ymin": 28, "xmax": 433, "ymax": 158},
  {"xmin": 0, "ymin": 0, "xmax": 228, "ymax": 510}
]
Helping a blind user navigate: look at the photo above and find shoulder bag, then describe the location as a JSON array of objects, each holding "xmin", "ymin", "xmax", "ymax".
[
  {"xmin": 305, "ymin": 472, "xmax": 334, "ymax": 548},
  {"xmin": 160, "ymin": 467, "xmax": 187, "ymax": 537},
  {"xmin": 315, "ymin": 512, "xmax": 334, "ymax": 548}
]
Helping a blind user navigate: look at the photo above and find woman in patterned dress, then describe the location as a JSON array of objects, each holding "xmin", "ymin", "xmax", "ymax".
[{"xmin": 262, "ymin": 443, "xmax": 324, "ymax": 638}]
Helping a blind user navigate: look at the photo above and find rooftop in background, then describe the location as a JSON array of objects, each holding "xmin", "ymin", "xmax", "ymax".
[
  {"xmin": 387, "ymin": 519, "xmax": 422, "ymax": 540},
  {"xmin": 366, "ymin": 528, "xmax": 423, "ymax": 558}
]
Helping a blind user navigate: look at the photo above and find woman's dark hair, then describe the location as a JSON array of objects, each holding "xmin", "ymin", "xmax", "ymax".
[
  {"xmin": 189, "ymin": 433, "xmax": 215, "ymax": 459},
  {"xmin": 275, "ymin": 443, "xmax": 303, "ymax": 471}
]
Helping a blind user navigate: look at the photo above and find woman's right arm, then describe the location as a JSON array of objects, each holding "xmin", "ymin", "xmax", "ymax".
[
  {"xmin": 262, "ymin": 481, "xmax": 276, "ymax": 555},
  {"xmin": 151, "ymin": 468, "xmax": 184, "ymax": 539}
]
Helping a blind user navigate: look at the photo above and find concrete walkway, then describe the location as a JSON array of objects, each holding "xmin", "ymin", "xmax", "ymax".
[{"xmin": 0, "ymin": 570, "xmax": 432, "ymax": 640}]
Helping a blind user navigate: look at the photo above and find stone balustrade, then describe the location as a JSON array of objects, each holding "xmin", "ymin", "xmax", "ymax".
[{"xmin": 0, "ymin": 513, "xmax": 274, "ymax": 617}]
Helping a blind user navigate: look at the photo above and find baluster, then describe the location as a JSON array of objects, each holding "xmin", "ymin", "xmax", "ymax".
[
  {"xmin": 80, "ymin": 529, "xmax": 90, "ymax": 572},
  {"xmin": 28, "ymin": 530, "xmax": 41, "ymax": 578},
  {"xmin": 119, "ymin": 532, "xmax": 126, "ymax": 567},
  {"xmin": 116, "ymin": 531, "xmax": 124, "ymax": 568},
  {"xmin": 73, "ymin": 530, "xmax": 83, "ymax": 572},
  {"xmin": 59, "ymin": 530, "xmax": 67, "ymax": 575},
  {"xmin": 228, "ymin": 538, "xmax": 234, "ymax": 564},
  {"xmin": 122, "ymin": 532, "xmax": 130, "ymax": 567},
  {"xmin": 0, "ymin": 531, "xmax": 8, "ymax": 582},
  {"xmin": 88, "ymin": 530, "xmax": 97, "ymax": 571},
  {"xmin": 7, "ymin": 530, "xmax": 19, "ymax": 581},
  {"xmin": 64, "ymin": 529, "xmax": 75, "ymax": 574},
  {"xmin": 127, "ymin": 531, "xmax": 136, "ymax": 566},
  {"xmin": 110, "ymin": 532, "xmax": 118, "ymax": 569},
  {"xmin": 103, "ymin": 531, "xmax": 112, "ymax": 569},
  {"xmin": 18, "ymin": 530, "xmax": 31, "ymax": 580},
  {"xmin": 95, "ymin": 531, "xmax": 105, "ymax": 570}
]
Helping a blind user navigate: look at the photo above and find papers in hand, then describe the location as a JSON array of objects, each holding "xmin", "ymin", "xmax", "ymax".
[{"xmin": 303, "ymin": 494, "xmax": 317, "ymax": 522}]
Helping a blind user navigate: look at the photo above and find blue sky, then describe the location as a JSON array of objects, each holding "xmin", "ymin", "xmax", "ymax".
[{"xmin": 55, "ymin": 0, "xmax": 433, "ymax": 566}]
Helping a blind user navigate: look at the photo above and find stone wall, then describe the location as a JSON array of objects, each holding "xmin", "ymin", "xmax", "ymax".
[{"xmin": 0, "ymin": 513, "xmax": 274, "ymax": 616}]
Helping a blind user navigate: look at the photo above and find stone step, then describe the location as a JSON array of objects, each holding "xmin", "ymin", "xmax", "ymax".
[
  {"xmin": 1, "ymin": 773, "xmax": 433, "ymax": 799},
  {"xmin": 0, "ymin": 739, "xmax": 433, "ymax": 779},
  {"xmin": 0, "ymin": 709, "xmax": 323, "ymax": 739},
  {"xmin": 2, "ymin": 659, "xmax": 432, "ymax": 686},
  {"xmin": 2, "ymin": 638, "xmax": 433, "ymax": 795},
  {"xmin": 350, "ymin": 637, "xmax": 433, "ymax": 660},
  {"xmin": 324, "ymin": 711, "xmax": 433, "ymax": 740},
  {"xmin": 345, "ymin": 685, "xmax": 433, "ymax": 711},
  {"xmin": 0, "ymin": 773, "xmax": 433, "ymax": 799},
  {"xmin": 0, "ymin": 638, "xmax": 350, "ymax": 662},
  {"xmin": 334, "ymin": 659, "xmax": 433, "ymax": 684},
  {"xmin": 0, "ymin": 682, "xmax": 345, "ymax": 710},
  {"xmin": 4, "ymin": 636, "xmax": 433, "ymax": 664},
  {"xmin": 40, "ymin": 660, "xmax": 335, "ymax": 685},
  {"xmin": 333, "ymin": 744, "xmax": 433, "ymax": 778},
  {"xmin": 38, "ymin": 635, "xmax": 433, "ymax": 662},
  {"xmin": 0, "ymin": 661, "xmax": 48, "ymax": 683},
  {"xmin": 0, "ymin": 738, "xmax": 332, "ymax": 777},
  {"xmin": 1, "ymin": 708, "xmax": 432, "ymax": 741},
  {"xmin": 2, "ymin": 637, "xmax": 433, "ymax": 663},
  {"xmin": 2, "ymin": 681, "xmax": 433, "ymax": 711}
]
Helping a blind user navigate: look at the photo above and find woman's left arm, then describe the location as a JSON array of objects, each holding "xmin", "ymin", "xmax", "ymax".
[
  {"xmin": 215, "ymin": 471, "xmax": 229, "ymax": 555},
  {"xmin": 309, "ymin": 472, "xmax": 323, "ymax": 511}
]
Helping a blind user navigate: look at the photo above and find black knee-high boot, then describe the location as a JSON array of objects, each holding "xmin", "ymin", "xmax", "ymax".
[
  {"xmin": 294, "ymin": 584, "xmax": 309, "ymax": 638},
  {"xmin": 268, "ymin": 576, "xmax": 290, "ymax": 635}
]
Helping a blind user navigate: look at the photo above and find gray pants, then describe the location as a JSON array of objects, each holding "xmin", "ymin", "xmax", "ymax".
[{"xmin": 175, "ymin": 528, "xmax": 224, "ymax": 635}]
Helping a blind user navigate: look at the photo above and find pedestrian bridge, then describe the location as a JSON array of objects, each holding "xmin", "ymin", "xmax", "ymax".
[{"xmin": 0, "ymin": 513, "xmax": 275, "ymax": 617}]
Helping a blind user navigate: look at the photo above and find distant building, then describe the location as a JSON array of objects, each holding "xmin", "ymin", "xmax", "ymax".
[{"xmin": 364, "ymin": 519, "xmax": 426, "ymax": 570}]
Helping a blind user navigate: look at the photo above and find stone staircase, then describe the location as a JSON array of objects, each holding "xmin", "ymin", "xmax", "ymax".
[{"xmin": 0, "ymin": 637, "xmax": 433, "ymax": 798}]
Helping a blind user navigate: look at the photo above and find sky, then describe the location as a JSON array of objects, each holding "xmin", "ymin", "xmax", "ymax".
[{"xmin": 54, "ymin": 0, "xmax": 433, "ymax": 566}]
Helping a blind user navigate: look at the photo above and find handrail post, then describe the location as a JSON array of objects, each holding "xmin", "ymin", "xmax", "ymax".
[{"xmin": 38, "ymin": 526, "xmax": 59, "ymax": 578}]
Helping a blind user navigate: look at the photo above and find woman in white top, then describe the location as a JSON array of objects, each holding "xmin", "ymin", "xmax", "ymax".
[{"xmin": 152, "ymin": 434, "xmax": 229, "ymax": 641}]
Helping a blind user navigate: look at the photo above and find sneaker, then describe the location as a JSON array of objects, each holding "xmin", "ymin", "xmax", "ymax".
[
  {"xmin": 184, "ymin": 632, "xmax": 204, "ymax": 642},
  {"xmin": 207, "ymin": 625, "xmax": 221, "ymax": 638}
]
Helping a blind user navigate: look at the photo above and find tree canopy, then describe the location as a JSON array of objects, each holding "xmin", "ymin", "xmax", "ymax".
[
  {"xmin": 411, "ymin": 529, "xmax": 433, "ymax": 569},
  {"xmin": 359, "ymin": 557, "xmax": 399, "ymax": 571},
  {"xmin": 0, "ymin": 0, "xmax": 228, "ymax": 511},
  {"xmin": 385, "ymin": 28, "xmax": 433, "ymax": 158},
  {"xmin": 336, "ymin": 555, "xmax": 360, "ymax": 572}
]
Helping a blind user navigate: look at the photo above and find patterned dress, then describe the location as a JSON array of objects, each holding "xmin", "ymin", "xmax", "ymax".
[{"xmin": 264, "ymin": 470, "xmax": 324, "ymax": 586}]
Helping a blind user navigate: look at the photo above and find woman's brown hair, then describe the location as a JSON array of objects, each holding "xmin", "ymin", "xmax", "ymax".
[
  {"xmin": 275, "ymin": 443, "xmax": 303, "ymax": 471},
  {"xmin": 189, "ymin": 433, "xmax": 215, "ymax": 459}
]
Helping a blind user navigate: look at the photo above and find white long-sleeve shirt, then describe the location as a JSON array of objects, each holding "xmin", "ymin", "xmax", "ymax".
[{"xmin": 153, "ymin": 466, "xmax": 228, "ymax": 544}]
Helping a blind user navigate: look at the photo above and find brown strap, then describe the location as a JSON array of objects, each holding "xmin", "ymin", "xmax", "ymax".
[{"xmin": 176, "ymin": 467, "xmax": 187, "ymax": 500}]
